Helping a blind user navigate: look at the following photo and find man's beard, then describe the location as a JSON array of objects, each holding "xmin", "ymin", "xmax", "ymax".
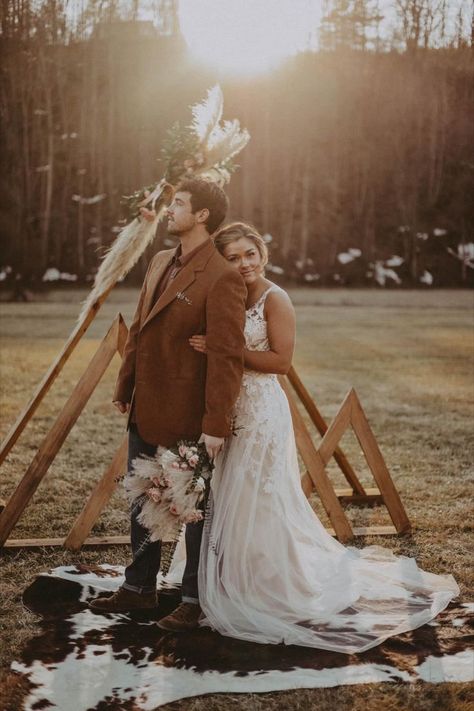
[{"xmin": 167, "ymin": 220, "xmax": 193, "ymax": 236}]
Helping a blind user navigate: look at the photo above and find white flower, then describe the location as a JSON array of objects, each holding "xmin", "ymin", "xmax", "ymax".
[{"xmin": 185, "ymin": 446, "xmax": 198, "ymax": 459}]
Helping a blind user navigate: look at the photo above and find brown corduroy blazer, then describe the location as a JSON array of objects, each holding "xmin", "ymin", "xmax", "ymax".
[{"xmin": 114, "ymin": 238, "xmax": 246, "ymax": 447}]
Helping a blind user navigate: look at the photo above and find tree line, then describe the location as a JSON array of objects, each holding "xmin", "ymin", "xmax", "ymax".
[{"xmin": 1, "ymin": 0, "xmax": 473, "ymax": 289}]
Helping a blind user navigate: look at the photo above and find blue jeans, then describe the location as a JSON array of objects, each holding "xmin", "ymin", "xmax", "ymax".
[{"xmin": 122, "ymin": 424, "xmax": 203, "ymax": 603}]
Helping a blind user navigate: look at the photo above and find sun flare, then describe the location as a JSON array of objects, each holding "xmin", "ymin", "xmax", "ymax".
[{"xmin": 179, "ymin": 0, "xmax": 320, "ymax": 76}]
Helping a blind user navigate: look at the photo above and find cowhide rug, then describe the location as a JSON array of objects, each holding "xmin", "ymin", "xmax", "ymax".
[{"xmin": 3, "ymin": 565, "xmax": 473, "ymax": 710}]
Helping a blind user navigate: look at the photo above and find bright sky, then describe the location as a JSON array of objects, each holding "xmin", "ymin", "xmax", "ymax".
[
  {"xmin": 178, "ymin": 0, "xmax": 322, "ymax": 75},
  {"xmin": 177, "ymin": 0, "xmax": 468, "ymax": 76}
]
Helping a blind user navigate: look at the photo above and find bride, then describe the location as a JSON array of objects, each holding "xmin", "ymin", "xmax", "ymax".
[{"xmin": 187, "ymin": 221, "xmax": 459, "ymax": 653}]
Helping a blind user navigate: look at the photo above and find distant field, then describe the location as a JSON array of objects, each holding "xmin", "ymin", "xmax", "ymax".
[{"xmin": 0, "ymin": 288, "xmax": 473, "ymax": 711}]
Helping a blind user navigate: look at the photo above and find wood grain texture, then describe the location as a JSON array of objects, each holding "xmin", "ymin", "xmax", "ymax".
[
  {"xmin": 64, "ymin": 437, "xmax": 128, "ymax": 551},
  {"xmin": 280, "ymin": 377, "xmax": 354, "ymax": 542},
  {"xmin": 0, "ymin": 288, "xmax": 113, "ymax": 466},
  {"xmin": 0, "ymin": 316, "xmax": 121, "ymax": 548},
  {"xmin": 286, "ymin": 367, "xmax": 365, "ymax": 495}
]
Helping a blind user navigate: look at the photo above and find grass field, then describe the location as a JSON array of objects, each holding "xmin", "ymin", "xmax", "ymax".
[{"xmin": 0, "ymin": 287, "xmax": 473, "ymax": 710}]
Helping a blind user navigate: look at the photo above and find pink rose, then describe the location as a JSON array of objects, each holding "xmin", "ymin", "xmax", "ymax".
[
  {"xmin": 147, "ymin": 487, "xmax": 162, "ymax": 504},
  {"xmin": 188, "ymin": 454, "xmax": 199, "ymax": 468},
  {"xmin": 178, "ymin": 445, "xmax": 188, "ymax": 458}
]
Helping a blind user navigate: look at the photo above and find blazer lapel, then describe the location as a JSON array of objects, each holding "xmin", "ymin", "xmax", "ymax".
[
  {"xmin": 141, "ymin": 251, "xmax": 175, "ymax": 320},
  {"xmin": 140, "ymin": 239, "xmax": 215, "ymax": 330},
  {"xmin": 141, "ymin": 266, "xmax": 196, "ymax": 329}
]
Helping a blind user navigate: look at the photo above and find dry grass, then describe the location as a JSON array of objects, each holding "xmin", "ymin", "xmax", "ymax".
[{"xmin": 0, "ymin": 288, "xmax": 473, "ymax": 710}]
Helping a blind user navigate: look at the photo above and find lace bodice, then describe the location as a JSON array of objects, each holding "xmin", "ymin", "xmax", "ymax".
[
  {"xmin": 242, "ymin": 285, "xmax": 278, "ymax": 391},
  {"xmin": 234, "ymin": 285, "xmax": 287, "ymax": 492},
  {"xmin": 244, "ymin": 285, "xmax": 277, "ymax": 352}
]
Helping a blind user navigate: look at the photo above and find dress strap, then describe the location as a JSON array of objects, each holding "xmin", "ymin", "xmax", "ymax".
[{"xmin": 247, "ymin": 285, "xmax": 276, "ymax": 312}]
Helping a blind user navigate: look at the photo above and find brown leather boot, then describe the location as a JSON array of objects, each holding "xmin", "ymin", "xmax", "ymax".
[
  {"xmin": 89, "ymin": 587, "xmax": 157, "ymax": 612},
  {"xmin": 157, "ymin": 602, "xmax": 202, "ymax": 631}
]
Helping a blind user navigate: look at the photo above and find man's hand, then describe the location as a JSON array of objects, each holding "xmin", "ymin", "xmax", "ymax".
[
  {"xmin": 138, "ymin": 190, "xmax": 157, "ymax": 223},
  {"xmin": 139, "ymin": 206, "xmax": 156, "ymax": 222},
  {"xmin": 113, "ymin": 401, "xmax": 130, "ymax": 414},
  {"xmin": 201, "ymin": 433, "xmax": 224, "ymax": 461}
]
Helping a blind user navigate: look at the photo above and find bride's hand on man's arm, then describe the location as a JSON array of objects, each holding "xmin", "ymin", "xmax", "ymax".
[{"xmin": 189, "ymin": 335, "xmax": 207, "ymax": 353}]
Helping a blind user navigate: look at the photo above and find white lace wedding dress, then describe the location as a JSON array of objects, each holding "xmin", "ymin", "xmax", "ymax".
[{"xmin": 198, "ymin": 285, "xmax": 459, "ymax": 653}]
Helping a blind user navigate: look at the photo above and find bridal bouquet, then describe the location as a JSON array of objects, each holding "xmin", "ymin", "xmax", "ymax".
[{"xmin": 123, "ymin": 440, "xmax": 214, "ymax": 574}]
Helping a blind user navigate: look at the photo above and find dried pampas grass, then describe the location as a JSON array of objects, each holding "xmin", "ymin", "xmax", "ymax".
[
  {"xmin": 79, "ymin": 86, "xmax": 249, "ymax": 321},
  {"xmin": 191, "ymin": 84, "xmax": 224, "ymax": 146},
  {"xmin": 123, "ymin": 446, "xmax": 207, "ymax": 544},
  {"xmin": 78, "ymin": 204, "xmax": 167, "ymax": 321}
]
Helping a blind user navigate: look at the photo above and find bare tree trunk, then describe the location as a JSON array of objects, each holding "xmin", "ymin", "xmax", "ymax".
[
  {"xmin": 300, "ymin": 150, "xmax": 311, "ymax": 263},
  {"xmin": 40, "ymin": 86, "xmax": 54, "ymax": 268},
  {"xmin": 281, "ymin": 156, "xmax": 299, "ymax": 261}
]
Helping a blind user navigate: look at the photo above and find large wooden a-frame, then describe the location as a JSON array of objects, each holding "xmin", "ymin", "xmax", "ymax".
[{"xmin": 0, "ymin": 315, "xmax": 410, "ymax": 550}]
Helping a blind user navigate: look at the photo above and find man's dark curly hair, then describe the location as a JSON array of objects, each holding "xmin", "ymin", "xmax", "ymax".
[{"xmin": 175, "ymin": 177, "xmax": 229, "ymax": 235}]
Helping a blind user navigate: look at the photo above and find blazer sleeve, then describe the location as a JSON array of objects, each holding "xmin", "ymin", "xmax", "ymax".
[
  {"xmin": 113, "ymin": 260, "xmax": 153, "ymax": 403},
  {"xmin": 202, "ymin": 269, "xmax": 246, "ymax": 437}
]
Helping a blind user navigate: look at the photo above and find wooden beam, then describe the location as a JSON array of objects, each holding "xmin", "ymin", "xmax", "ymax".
[
  {"xmin": 64, "ymin": 437, "xmax": 128, "ymax": 551},
  {"xmin": 286, "ymin": 367, "xmax": 365, "ymax": 496},
  {"xmin": 0, "ymin": 288, "xmax": 114, "ymax": 467},
  {"xmin": 317, "ymin": 390, "xmax": 352, "ymax": 465},
  {"xmin": 302, "ymin": 477, "xmax": 383, "ymax": 506},
  {"xmin": 116, "ymin": 313, "xmax": 129, "ymax": 356},
  {"xmin": 335, "ymin": 487, "xmax": 384, "ymax": 507},
  {"xmin": 3, "ymin": 535, "xmax": 130, "ymax": 549},
  {"xmin": 0, "ymin": 317, "xmax": 121, "ymax": 548},
  {"xmin": 280, "ymin": 378, "xmax": 354, "ymax": 542},
  {"xmin": 3, "ymin": 525, "xmax": 400, "ymax": 550},
  {"xmin": 301, "ymin": 472, "xmax": 383, "ymax": 506},
  {"xmin": 350, "ymin": 391, "xmax": 411, "ymax": 534},
  {"xmin": 325, "ymin": 525, "xmax": 398, "ymax": 538}
]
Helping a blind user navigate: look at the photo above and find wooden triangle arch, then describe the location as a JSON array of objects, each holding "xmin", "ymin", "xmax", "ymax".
[
  {"xmin": 279, "ymin": 373, "xmax": 411, "ymax": 542},
  {"xmin": 0, "ymin": 315, "xmax": 410, "ymax": 550}
]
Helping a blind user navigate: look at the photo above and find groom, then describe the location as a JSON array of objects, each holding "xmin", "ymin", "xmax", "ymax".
[{"xmin": 90, "ymin": 178, "xmax": 246, "ymax": 629}]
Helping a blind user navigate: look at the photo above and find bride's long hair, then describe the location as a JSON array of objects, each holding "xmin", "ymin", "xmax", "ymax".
[{"xmin": 213, "ymin": 222, "xmax": 269, "ymax": 268}]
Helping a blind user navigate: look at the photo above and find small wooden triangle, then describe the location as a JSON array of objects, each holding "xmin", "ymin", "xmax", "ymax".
[{"xmin": 281, "ymin": 372, "xmax": 411, "ymax": 542}]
